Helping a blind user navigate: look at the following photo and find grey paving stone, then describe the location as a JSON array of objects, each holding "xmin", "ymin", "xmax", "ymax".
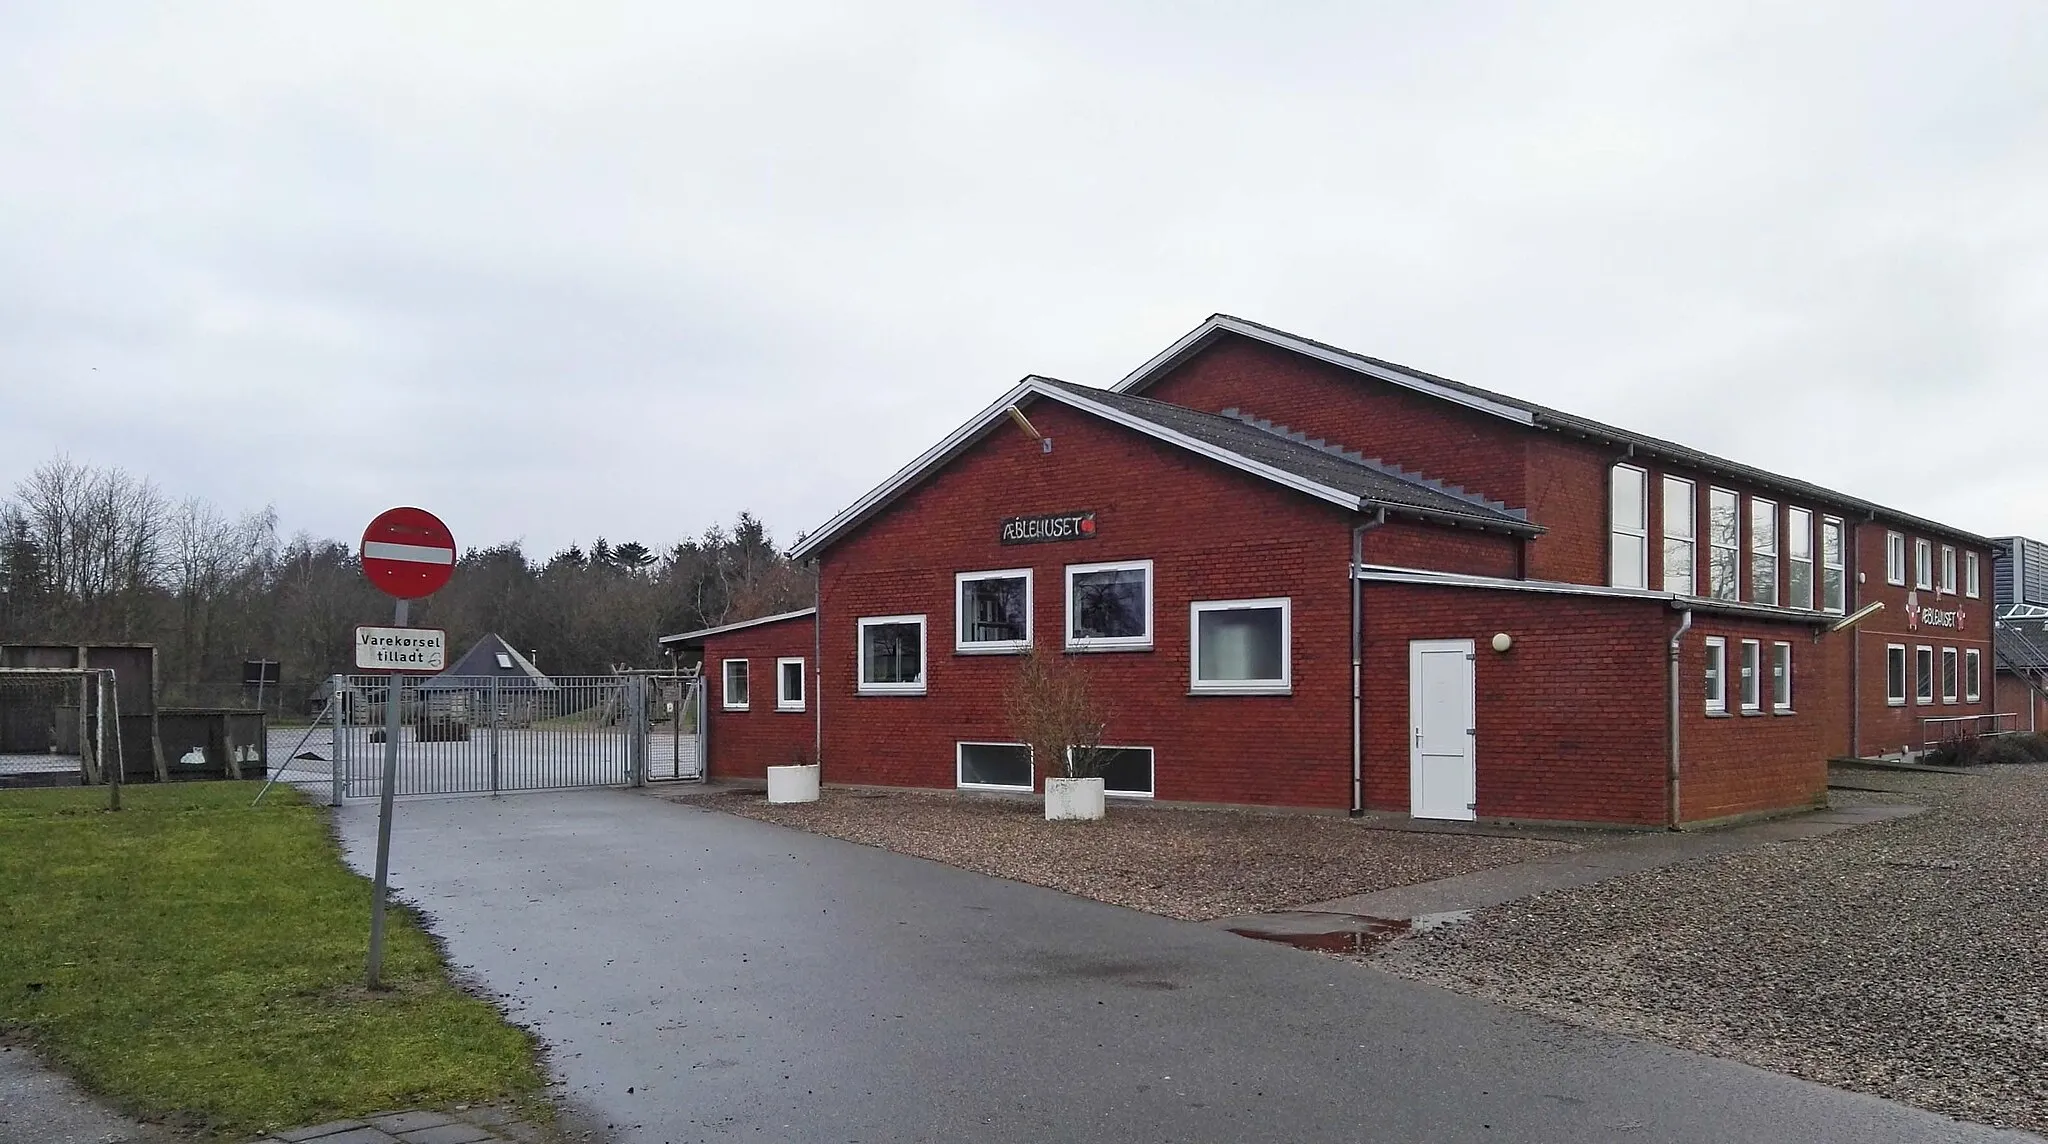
[
  {"xmin": 293, "ymin": 1129, "xmax": 400, "ymax": 1144},
  {"xmin": 275, "ymin": 1122, "xmax": 372, "ymax": 1142},
  {"xmin": 395, "ymin": 1123, "xmax": 498, "ymax": 1144},
  {"xmin": 367, "ymin": 1110, "xmax": 457, "ymax": 1132}
]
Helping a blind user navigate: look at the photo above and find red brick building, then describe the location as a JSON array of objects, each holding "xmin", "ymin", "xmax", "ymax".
[{"xmin": 664, "ymin": 316, "xmax": 1998, "ymax": 827}]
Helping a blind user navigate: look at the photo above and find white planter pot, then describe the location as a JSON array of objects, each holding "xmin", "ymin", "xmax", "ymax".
[
  {"xmin": 1044, "ymin": 776, "xmax": 1106, "ymax": 821},
  {"xmin": 766, "ymin": 763, "xmax": 820, "ymax": 804}
]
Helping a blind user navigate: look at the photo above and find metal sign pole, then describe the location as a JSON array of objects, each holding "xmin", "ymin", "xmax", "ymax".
[{"xmin": 366, "ymin": 597, "xmax": 408, "ymax": 989}]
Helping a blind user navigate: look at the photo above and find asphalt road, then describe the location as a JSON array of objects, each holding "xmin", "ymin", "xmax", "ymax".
[{"xmin": 332, "ymin": 791, "xmax": 2039, "ymax": 1144}]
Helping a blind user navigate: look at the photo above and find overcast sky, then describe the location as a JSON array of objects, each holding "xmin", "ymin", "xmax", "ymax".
[{"xmin": 3, "ymin": 2, "xmax": 2044, "ymax": 558}]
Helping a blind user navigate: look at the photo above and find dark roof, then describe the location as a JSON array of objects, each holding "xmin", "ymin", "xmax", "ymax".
[
  {"xmin": 659, "ymin": 608, "xmax": 818, "ymax": 646},
  {"xmin": 419, "ymin": 634, "xmax": 557, "ymax": 690},
  {"xmin": 1127, "ymin": 315, "xmax": 1992, "ymax": 547},
  {"xmin": 1033, "ymin": 379, "xmax": 1538, "ymax": 535}
]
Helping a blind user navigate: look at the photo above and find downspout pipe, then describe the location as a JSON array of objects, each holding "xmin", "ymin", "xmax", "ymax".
[
  {"xmin": 1667, "ymin": 608, "xmax": 1693, "ymax": 830},
  {"xmin": 1351, "ymin": 507, "xmax": 1389, "ymax": 816},
  {"xmin": 813, "ymin": 561, "xmax": 824, "ymax": 771}
]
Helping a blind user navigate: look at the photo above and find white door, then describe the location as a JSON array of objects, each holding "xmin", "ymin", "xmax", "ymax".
[{"xmin": 1409, "ymin": 639, "xmax": 1476, "ymax": 821}]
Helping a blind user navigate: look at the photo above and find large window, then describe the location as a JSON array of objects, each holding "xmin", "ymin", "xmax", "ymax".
[
  {"xmin": 1942, "ymin": 648, "xmax": 1959, "ymax": 704},
  {"xmin": 1067, "ymin": 560, "xmax": 1153, "ymax": 651},
  {"xmin": 858, "ymin": 615, "xmax": 927, "ymax": 694},
  {"xmin": 1750, "ymin": 498, "xmax": 1778, "ymax": 605},
  {"xmin": 1708, "ymin": 488, "xmax": 1741, "ymax": 601},
  {"xmin": 1966, "ymin": 551, "xmax": 1981, "ymax": 599},
  {"xmin": 1610, "ymin": 464, "xmax": 1649, "ymax": 589},
  {"xmin": 1089, "ymin": 745, "xmax": 1156, "ymax": 798},
  {"xmin": 957, "ymin": 742, "xmax": 1033, "ymax": 791},
  {"xmin": 1886, "ymin": 531, "xmax": 1907, "ymax": 586},
  {"xmin": 722, "ymin": 659, "xmax": 750, "ymax": 710},
  {"xmin": 1821, "ymin": 516, "xmax": 1846, "ymax": 614},
  {"xmin": 1940, "ymin": 546, "xmax": 1957, "ymax": 595},
  {"xmin": 1786, "ymin": 507, "xmax": 1814, "ymax": 610},
  {"xmin": 957, "ymin": 568, "xmax": 1032, "ymax": 653},
  {"xmin": 1704, "ymin": 637, "xmax": 1727, "ymax": 713},
  {"xmin": 1662, "ymin": 476, "xmax": 1696, "ymax": 594},
  {"xmin": 1965, "ymin": 648, "xmax": 1982, "ymax": 703},
  {"xmin": 1915, "ymin": 646, "xmax": 1934, "ymax": 705},
  {"xmin": 777, "ymin": 657, "xmax": 806, "ymax": 711},
  {"xmin": 1915, "ymin": 539, "xmax": 1933, "ymax": 590},
  {"xmin": 1190, "ymin": 598, "xmax": 1290, "ymax": 694},
  {"xmin": 1739, "ymin": 639, "xmax": 1762, "ymax": 712},
  {"xmin": 1885, "ymin": 644, "xmax": 1907, "ymax": 706},
  {"xmin": 1771, "ymin": 642, "xmax": 1793, "ymax": 712}
]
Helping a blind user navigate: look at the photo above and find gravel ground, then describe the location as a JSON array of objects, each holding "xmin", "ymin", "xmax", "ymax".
[
  {"xmin": 668, "ymin": 787, "xmax": 1573, "ymax": 921},
  {"xmin": 1377, "ymin": 765, "xmax": 2048, "ymax": 1134}
]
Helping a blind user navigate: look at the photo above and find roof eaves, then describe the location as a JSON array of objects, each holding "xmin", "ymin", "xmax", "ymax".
[
  {"xmin": 1355, "ymin": 564, "xmax": 1833, "ymax": 623},
  {"xmin": 660, "ymin": 607, "xmax": 819, "ymax": 646}
]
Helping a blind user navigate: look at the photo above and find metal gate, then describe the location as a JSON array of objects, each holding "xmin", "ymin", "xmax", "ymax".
[
  {"xmin": 644, "ymin": 670, "xmax": 705, "ymax": 782},
  {"xmin": 327, "ymin": 673, "xmax": 650, "ymax": 799}
]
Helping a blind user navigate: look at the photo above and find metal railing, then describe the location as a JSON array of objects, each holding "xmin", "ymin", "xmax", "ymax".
[{"xmin": 1919, "ymin": 712, "xmax": 2022, "ymax": 752}]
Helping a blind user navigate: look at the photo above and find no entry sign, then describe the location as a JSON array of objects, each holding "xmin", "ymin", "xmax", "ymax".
[{"xmin": 360, "ymin": 507, "xmax": 455, "ymax": 599}]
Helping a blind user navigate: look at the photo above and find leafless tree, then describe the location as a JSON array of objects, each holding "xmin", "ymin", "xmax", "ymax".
[{"xmin": 1006, "ymin": 650, "xmax": 1111, "ymax": 780}]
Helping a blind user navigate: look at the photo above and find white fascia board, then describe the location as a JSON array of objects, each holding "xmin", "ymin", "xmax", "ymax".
[
  {"xmin": 1354, "ymin": 565, "xmax": 1836, "ymax": 623},
  {"xmin": 1113, "ymin": 316, "xmax": 1536, "ymax": 427},
  {"xmin": 659, "ymin": 607, "xmax": 818, "ymax": 645},
  {"xmin": 787, "ymin": 382, "xmax": 1039, "ymax": 562}
]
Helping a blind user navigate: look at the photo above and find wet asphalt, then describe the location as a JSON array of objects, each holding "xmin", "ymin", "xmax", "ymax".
[{"xmin": 332, "ymin": 791, "xmax": 2039, "ymax": 1144}]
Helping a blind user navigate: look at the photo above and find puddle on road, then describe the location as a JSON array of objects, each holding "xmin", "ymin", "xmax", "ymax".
[{"xmin": 1226, "ymin": 910, "xmax": 1474, "ymax": 956}]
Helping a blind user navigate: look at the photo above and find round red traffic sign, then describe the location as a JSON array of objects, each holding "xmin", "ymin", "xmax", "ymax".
[{"xmin": 360, "ymin": 507, "xmax": 456, "ymax": 599}]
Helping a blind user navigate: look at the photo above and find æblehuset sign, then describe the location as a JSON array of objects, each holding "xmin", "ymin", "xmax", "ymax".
[{"xmin": 1001, "ymin": 510, "xmax": 1097, "ymax": 545}]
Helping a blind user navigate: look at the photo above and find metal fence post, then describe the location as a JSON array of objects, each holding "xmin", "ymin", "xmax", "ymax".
[
  {"xmin": 330, "ymin": 673, "xmax": 346, "ymax": 806},
  {"xmin": 489, "ymin": 677, "xmax": 501, "ymax": 795},
  {"xmin": 630, "ymin": 676, "xmax": 647, "ymax": 787}
]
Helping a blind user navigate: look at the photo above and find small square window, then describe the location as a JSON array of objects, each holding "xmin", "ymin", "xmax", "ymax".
[
  {"xmin": 858, "ymin": 615, "xmax": 926, "ymax": 695},
  {"xmin": 722, "ymin": 659, "xmax": 750, "ymax": 710},
  {"xmin": 776, "ymin": 657, "xmax": 805, "ymax": 711},
  {"xmin": 1066, "ymin": 560, "xmax": 1153, "ymax": 651},
  {"xmin": 1190, "ymin": 598, "xmax": 1290, "ymax": 694},
  {"xmin": 956, "ymin": 569, "xmax": 1032, "ymax": 653}
]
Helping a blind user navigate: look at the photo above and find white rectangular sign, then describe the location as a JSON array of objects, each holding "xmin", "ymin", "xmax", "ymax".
[{"xmin": 354, "ymin": 626, "xmax": 448, "ymax": 672}]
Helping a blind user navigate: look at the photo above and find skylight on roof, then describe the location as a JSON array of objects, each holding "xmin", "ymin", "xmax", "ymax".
[{"xmin": 495, "ymin": 652, "xmax": 513, "ymax": 670}]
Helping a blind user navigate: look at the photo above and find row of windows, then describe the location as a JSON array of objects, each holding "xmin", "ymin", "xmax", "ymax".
[
  {"xmin": 1702, "ymin": 636, "xmax": 1794, "ymax": 714},
  {"xmin": 857, "ymin": 560, "xmax": 1293, "ymax": 697},
  {"xmin": 957, "ymin": 742, "xmax": 1155, "ymax": 796},
  {"xmin": 722, "ymin": 656, "xmax": 807, "ymax": 712},
  {"xmin": 1883, "ymin": 644, "xmax": 1982, "ymax": 706},
  {"xmin": 1611, "ymin": 467, "xmax": 1846, "ymax": 612},
  {"xmin": 1883, "ymin": 532, "xmax": 1979, "ymax": 597}
]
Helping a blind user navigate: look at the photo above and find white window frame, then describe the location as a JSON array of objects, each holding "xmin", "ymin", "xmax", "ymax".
[
  {"xmin": 1610, "ymin": 463, "xmax": 1649, "ymax": 589},
  {"xmin": 1771, "ymin": 641, "xmax": 1793, "ymax": 713},
  {"xmin": 1750, "ymin": 497, "xmax": 1778, "ymax": 606},
  {"xmin": 1941, "ymin": 647, "xmax": 1959, "ymax": 705},
  {"xmin": 1189, "ymin": 597, "xmax": 1291, "ymax": 695},
  {"xmin": 721, "ymin": 658, "xmax": 750, "ymax": 711},
  {"xmin": 956, "ymin": 741, "xmax": 1034, "ymax": 793},
  {"xmin": 1885, "ymin": 644, "xmax": 1907, "ymax": 707},
  {"xmin": 1662, "ymin": 475, "xmax": 1696, "ymax": 595},
  {"xmin": 1079, "ymin": 744, "xmax": 1156, "ymax": 799},
  {"xmin": 1738, "ymin": 639, "xmax": 1762, "ymax": 712},
  {"xmin": 1065, "ymin": 559, "xmax": 1154, "ymax": 652},
  {"xmin": 857, "ymin": 614, "xmax": 928, "ymax": 695},
  {"xmin": 1965, "ymin": 551, "xmax": 1980, "ymax": 599},
  {"xmin": 1708, "ymin": 488, "xmax": 1741, "ymax": 602},
  {"xmin": 1940, "ymin": 545, "xmax": 1957, "ymax": 595},
  {"xmin": 1704, "ymin": 636, "xmax": 1727, "ymax": 714},
  {"xmin": 1915, "ymin": 538, "xmax": 1933, "ymax": 590},
  {"xmin": 1821, "ymin": 515, "xmax": 1846, "ymax": 614},
  {"xmin": 776, "ymin": 656, "xmax": 806, "ymax": 711},
  {"xmin": 1915, "ymin": 645, "xmax": 1934, "ymax": 705},
  {"xmin": 1885, "ymin": 531, "xmax": 1906, "ymax": 586},
  {"xmin": 1965, "ymin": 648, "xmax": 1982, "ymax": 703},
  {"xmin": 1786, "ymin": 506, "xmax": 1813, "ymax": 611},
  {"xmin": 955, "ymin": 568, "xmax": 1033, "ymax": 654},
  {"xmin": 494, "ymin": 652, "xmax": 514, "ymax": 670}
]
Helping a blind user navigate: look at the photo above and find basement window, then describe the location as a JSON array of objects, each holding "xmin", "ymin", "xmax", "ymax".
[
  {"xmin": 858, "ymin": 615, "xmax": 926, "ymax": 695},
  {"xmin": 1067, "ymin": 560, "xmax": 1153, "ymax": 651},
  {"xmin": 777, "ymin": 657, "xmax": 805, "ymax": 711},
  {"xmin": 1771, "ymin": 642, "xmax": 1793, "ymax": 713},
  {"xmin": 1609, "ymin": 464, "xmax": 1649, "ymax": 589},
  {"xmin": 1886, "ymin": 644, "xmax": 1907, "ymax": 706},
  {"xmin": 722, "ymin": 659, "xmax": 750, "ymax": 710},
  {"xmin": 957, "ymin": 742, "xmax": 1032, "ymax": 792},
  {"xmin": 1739, "ymin": 639, "xmax": 1762, "ymax": 713},
  {"xmin": 956, "ymin": 568, "xmax": 1032, "ymax": 653},
  {"xmin": 1704, "ymin": 637, "xmax": 1727, "ymax": 714},
  {"xmin": 1190, "ymin": 598, "xmax": 1290, "ymax": 694},
  {"xmin": 1915, "ymin": 646, "xmax": 1934, "ymax": 705},
  {"xmin": 1084, "ymin": 745, "xmax": 1155, "ymax": 799}
]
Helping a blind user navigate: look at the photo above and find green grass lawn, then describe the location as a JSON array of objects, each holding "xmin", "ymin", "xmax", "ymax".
[{"xmin": 0, "ymin": 783, "xmax": 547, "ymax": 1139}]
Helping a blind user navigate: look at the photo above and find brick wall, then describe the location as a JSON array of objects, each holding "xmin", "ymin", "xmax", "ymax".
[
  {"xmin": 1993, "ymin": 671, "xmax": 2047, "ymax": 733},
  {"xmin": 1846, "ymin": 521, "xmax": 1997, "ymax": 756},
  {"xmin": 818, "ymin": 397, "xmax": 1358, "ymax": 807},
  {"xmin": 699, "ymin": 615, "xmax": 818, "ymax": 779},
  {"xmin": 1363, "ymin": 519, "xmax": 1521, "ymax": 578},
  {"xmin": 1676, "ymin": 617, "xmax": 1836, "ymax": 824}
]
